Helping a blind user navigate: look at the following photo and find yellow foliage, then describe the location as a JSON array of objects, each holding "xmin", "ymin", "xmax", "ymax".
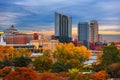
[
  {"xmin": 0, "ymin": 46, "xmax": 15, "ymax": 61},
  {"xmin": 97, "ymin": 53, "xmax": 103, "ymax": 64},
  {"xmin": 54, "ymin": 43, "xmax": 92, "ymax": 62},
  {"xmin": 0, "ymin": 45, "xmax": 32, "ymax": 61}
]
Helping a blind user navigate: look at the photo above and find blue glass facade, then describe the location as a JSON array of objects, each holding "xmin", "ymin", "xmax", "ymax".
[{"xmin": 78, "ymin": 22, "xmax": 90, "ymax": 48}]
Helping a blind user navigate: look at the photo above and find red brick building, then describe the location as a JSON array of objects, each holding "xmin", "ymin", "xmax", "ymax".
[{"xmin": 5, "ymin": 33, "xmax": 27, "ymax": 44}]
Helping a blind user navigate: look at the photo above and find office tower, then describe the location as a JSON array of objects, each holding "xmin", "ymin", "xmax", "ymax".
[
  {"xmin": 78, "ymin": 22, "xmax": 90, "ymax": 48},
  {"xmin": 55, "ymin": 12, "xmax": 72, "ymax": 43},
  {"xmin": 90, "ymin": 20, "xmax": 99, "ymax": 43},
  {"xmin": 98, "ymin": 34, "xmax": 103, "ymax": 42}
]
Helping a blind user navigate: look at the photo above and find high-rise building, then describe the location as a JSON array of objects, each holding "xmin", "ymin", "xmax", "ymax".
[
  {"xmin": 90, "ymin": 20, "xmax": 99, "ymax": 43},
  {"xmin": 78, "ymin": 22, "xmax": 90, "ymax": 48},
  {"xmin": 98, "ymin": 34, "xmax": 103, "ymax": 42},
  {"xmin": 55, "ymin": 12, "xmax": 72, "ymax": 43}
]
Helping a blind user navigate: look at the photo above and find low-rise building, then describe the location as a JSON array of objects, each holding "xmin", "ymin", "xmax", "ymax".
[{"xmin": 30, "ymin": 38, "xmax": 59, "ymax": 51}]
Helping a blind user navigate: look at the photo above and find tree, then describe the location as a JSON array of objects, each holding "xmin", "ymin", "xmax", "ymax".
[
  {"xmin": 3, "ymin": 67, "xmax": 38, "ymax": 80},
  {"xmin": 108, "ymin": 62, "xmax": 120, "ymax": 78},
  {"xmin": 0, "ymin": 46, "xmax": 15, "ymax": 61},
  {"xmin": 65, "ymin": 59, "xmax": 83, "ymax": 71},
  {"xmin": 54, "ymin": 43, "xmax": 92, "ymax": 63},
  {"xmin": 13, "ymin": 56, "xmax": 32, "ymax": 67},
  {"xmin": 14, "ymin": 48, "xmax": 32, "ymax": 58},
  {"xmin": 101, "ymin": 44, "xmax": 120, "ymax": 70},
  {"xmin": 51, "ymin": 62, "xmax": 66, "ymax": 72},
  {"xmin": 43, "ymin": 49, "xmax": 52, "ymax": 57},
  {"xmin": 38, "ymin": 72, "xmax": 61, "ymax": 80},
  {"xmin": 33, "ymin": 56, "xmax": 53, "ymax": 72}
]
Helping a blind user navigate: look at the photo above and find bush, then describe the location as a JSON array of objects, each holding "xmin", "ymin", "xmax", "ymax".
[
  {"xmin": 92, "ymin": 70, "xmax": 109, "ymax": 80},
  {"xmin": 0, "ymin": 66, "xmax": 12, "ymax": 77},
  {"xmin": 33, "ymin": 56, "xmax": 53, "ymax": 72},
  {"xmin": 58, "ymin": 72, "xmax": 69, "ymax": 78},
  {"xmin": 76, "ymin": 73, "xmax": 96, "ymax": 80},
  {"xmin": 3, "ymin": 67, "xmax": 38, "ymax": 80},
  {"xmin": 68, "ymin": 68, "xmax": 79, "ymax": 80},
  {"xmin": 51, "ymin": 62, "xmax": 66, "ymax": 73},
  {"xmin": 38, "ymin": 72, "xmax": 61, "ymax": 80}
]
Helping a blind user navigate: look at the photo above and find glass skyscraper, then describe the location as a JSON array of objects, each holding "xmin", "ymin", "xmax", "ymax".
[
  {"xmin": 55, "ymin": 12, "xmax": 72, "ymax": 43},
  {"xmin": 78, "ymin": 22, "xmax": 90, "ymax": 48}
]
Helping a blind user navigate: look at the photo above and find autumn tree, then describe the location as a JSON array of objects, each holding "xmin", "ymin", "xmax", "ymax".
[
  {"xmin": 38, "ymin": 72, "xmax": 61, "ymax": 80},
  {"xmin": 3, "ymin": 67, "xmax": 38, "ymax": 80},
  {"xmin": 33, "ymin": 56, "xmax": 53, "ymax": 72},
  {"xmin": 14, "ymin": 48, "xmax": 32, "ymax": 58},
  {"xmin": 0, "ymin": 46, "xmax": 15, "ymax": 61},
  {"xmin": 65, "ymin": 59, "xmax": 83, "ymax": 71},
  {"xmin": 43, "ymin": 49, "xmax": 52, "ymax": 57},
  {"xmin": 54, "ymin": 43, "xmax": 92, "ymax": 63}
]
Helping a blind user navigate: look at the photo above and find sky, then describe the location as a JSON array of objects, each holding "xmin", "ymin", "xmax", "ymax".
[{"xmin": 0, "ymin": 0, "xmax": 120, "ymax": 35}]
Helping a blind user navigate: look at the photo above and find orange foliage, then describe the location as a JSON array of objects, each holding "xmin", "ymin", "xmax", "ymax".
[
  {"xmin": 3, "ymin": 67, "xmax": 38, "ymax": 80},
  {"xmin": 38, "ymin": 72, "xmax": 61, "ymax": 80},
  {"xmin": 92, "ymin": 70, "xmax": 109, "ymax": 80},
  {"xmin": 58, "ymin": 72, "xmax": 69, "ymax": 78},
  {"xmin": 76, "ymin": 73, "xmax": 96, "ymax": 80},
  {"xmin": 0, "ymin": 66, "xmax": 12, "ymax": 77},
  {"xmin": 0, "ymin": 46, "xmax": 15, "ymax": 61}
]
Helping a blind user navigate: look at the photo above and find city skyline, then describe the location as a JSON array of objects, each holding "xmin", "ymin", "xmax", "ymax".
[{"xmin": 0, "ymin": 0, "xmax": 120, "ymax": 35}]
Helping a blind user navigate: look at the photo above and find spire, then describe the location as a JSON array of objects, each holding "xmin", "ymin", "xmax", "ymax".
[{"xmin": 10, "ymin": 25, "xmax": 16, "ymax": 30}]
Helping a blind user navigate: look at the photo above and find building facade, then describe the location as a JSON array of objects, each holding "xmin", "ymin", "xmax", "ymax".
[
  {"xmin": 90, "ymin": 20, "xmax": 99, "ymax": 43},
  {"xmin": 30, "ymin": 39, "xmax": 59, "ymax": 51},
  {"xmin": 98, "ymin": 34, "xmax": 103, "ymax": 42},
  {"xmin": 5, "ymin": 33, "xmax": 28, "ymax": 44},
  {"xmin": 55, "ymin": 12, "xmax": 72, "ymax": 43},
  {"xmin": 4, "ymin": 25, "xmax": 18, "ymax": 35},
  {"xmin": 78, "ymin": 22, "xmax": 90, "ymax": 48}
]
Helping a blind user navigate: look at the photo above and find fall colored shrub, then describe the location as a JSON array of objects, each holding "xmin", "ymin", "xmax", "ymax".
[
  {"xmin": 92, "ymin": 70, "xmax": 109, "ymax": 80},
  {"xmin": 68, "ymin": 68, "xmax": 79, "ymax": 80},
  {"xmin": 3, "ymin": 67, "xmax": 38, "ymax": 80},
  {"xmin": 0, "ymin": 66, "xmax": 12, "ymax": 77},
  {"xmin": 38, "ymin": 72, "xmax": 61, "ymax": 80},
  {"xmin": 76, "ymin": 73, "xmax": 96, "ymax": 80},
  {"xmin": 58, "ymin": 72, "xmax": 69, "ymax": 78}
]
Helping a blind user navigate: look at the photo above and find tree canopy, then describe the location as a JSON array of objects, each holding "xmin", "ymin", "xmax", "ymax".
[{"xmin": 54, "ymin": 43, "xmax": 92, "ymax": 63}]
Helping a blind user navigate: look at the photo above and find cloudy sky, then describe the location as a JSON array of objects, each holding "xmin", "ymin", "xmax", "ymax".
[{"xmin": 0, "ymin": 0, "xmax": 120, "ymax": 35}]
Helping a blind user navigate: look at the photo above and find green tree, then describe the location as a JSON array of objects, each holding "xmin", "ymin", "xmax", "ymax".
[
  {"xmin": 33, "ymin": 56, "xmax": 53, "ymax": 72},
  {"xmin": 65, "ymin": 59, "xmax": 83, "ymax": 71},
  {"xmin": 13, "ymin": 56, "xmax": 32, "ymax": 67},
  {"xmin": 101, "ymin": 44, "xmax": 120, "ymax": 69},
  {"xmin": 43, "ymin": 49, "xmax": 51, "ymax": 57},
  {"xmin": 51, "ymin": 62, "xmax": 66, "ymax": 72}
]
